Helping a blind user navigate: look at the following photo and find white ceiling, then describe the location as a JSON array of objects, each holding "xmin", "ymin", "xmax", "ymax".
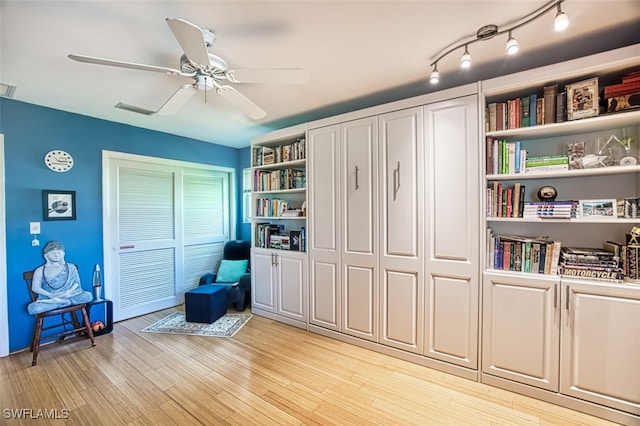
[{"xmin": 1, "ymin": 1, "xmax": 639, "ymax": 148}]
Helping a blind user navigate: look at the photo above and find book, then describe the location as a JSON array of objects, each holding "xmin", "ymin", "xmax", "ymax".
[
  {"xmin": 604, "ymin": 80, "xmax": 640, "ymax": 98},
  {"xmin": 520, "ymin": 96, "xmax": 530, "ymax": 127},
  {"xmin": 536, "ymin": 98, "xmax": 544, "ymax": 125},
  {"xmin": 488, "ymin": 103, "xmax": 497, "ymax": 132},
  {"xmin": 556, "ymin": 91, "xmax": 566, "ymax": 123},
  {"xmin": 543, "ymin": 84, "xmax": 558, "ymax": 124},
  {"xmin": 529, "ymin": 93, "xmax": 538, "ymax": 127},
  {"xmin": 496, "ymin": 102, "xmax": 505, "ymax": 131}
]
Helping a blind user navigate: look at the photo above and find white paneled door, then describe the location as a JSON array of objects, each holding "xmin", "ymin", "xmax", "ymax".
[{"xmin": 104, "ymin": 152, "xmax": 233, "ymax": 321}]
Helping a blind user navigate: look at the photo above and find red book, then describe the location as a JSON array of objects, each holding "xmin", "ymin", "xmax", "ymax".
[{"xmin": 604, "ymin": 80, "xmax": 640, "ymax": 98}]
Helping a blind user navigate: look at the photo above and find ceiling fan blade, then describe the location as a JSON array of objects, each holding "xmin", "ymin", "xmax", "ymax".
[
  {"xmin": 227, "ymin": 68, "xmax": 309, "ymax": 84},
  {"xmin": 216, "ymin": 85, "xmax": 266, "ymax": 119},
  {"xmin": 156, "ymin": 84, "xmax": 198, "ymax": 115},
  {"xmin": 68, "ymin": 54, "xmax": 193, "ymax": 77},
  {"xmin": 166, "ymin": 18, "xmax": 211, "ymax": 66}
]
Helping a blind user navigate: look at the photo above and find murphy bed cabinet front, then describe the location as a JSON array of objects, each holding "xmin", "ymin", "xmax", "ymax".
[{"xmin": 308, "ymin": 85, "xmax": 480, "ymax": 378}]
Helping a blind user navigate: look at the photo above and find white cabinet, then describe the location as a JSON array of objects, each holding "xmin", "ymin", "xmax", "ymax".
[
  {"xmin": 378, "ymin": 107, "xmax": 424, "ymax": 354},
  {"xmin": 560, "ymin": 280, "xmax": 640, "ymax": 416},
  {"xmin": 423, "ymin": 95, "xmax": 479, "ymax": 369},
  {"xmin": 482, "ymin": 271, "xmax": 560, "ymax": 391},
  {"xmin": 341, "ymin": 117, "xmax": 379, "ymax": 341},
  {"xmin": 308, "ymin": 124, "xmax": 341, "ymax": 331},
  {"xmin": 252, "ymin": 248, "xmax": 307, "ymax": 325}
]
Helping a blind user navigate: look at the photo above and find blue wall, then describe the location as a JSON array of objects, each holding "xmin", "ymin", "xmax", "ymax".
[{"xmin": 1, "ymin": 99, "xmax": 251, "ymax": 351}]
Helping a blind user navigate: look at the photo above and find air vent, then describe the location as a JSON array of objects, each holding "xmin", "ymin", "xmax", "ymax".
[
  {"xmin": 115, "ymin": 102, "xmax": 155, "ymax": 115},
  {"xmin": 0, "ymin": 83, "xmax": 17, "ymax": 98}
]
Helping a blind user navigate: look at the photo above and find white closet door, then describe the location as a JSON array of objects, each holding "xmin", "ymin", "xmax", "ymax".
[
  {"xmin": 308, "ymin": 125, "xmax": 341, "ymax": 331},
  {"xmin": 423, "ymin": 95, "xmax": 479, "ymax": 369},
  {"xmin": 341, "ymin": 117, "xmax": 379, "ymax": 341},
  {"xmin": 106, "ymin": 155, "xmax": 230, "ymax": 321},
  {"xmin": 378, "ymin": 107, "xmax": 424, "ymax": 354}
]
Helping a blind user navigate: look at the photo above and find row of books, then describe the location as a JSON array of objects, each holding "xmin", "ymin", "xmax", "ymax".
[
  {"xmin": 486, "ymin": 137, "xmax": 569, "ymax": 175},
  {"xmin": 253, "ymin": 169, "xmax": 305, "ymax": 192},
  {"xmin": 486, "ymin": 182, "xmax": 525, "ymax": 218},
  {"xmin": 254, "ymin": 223, "xmax": 306, "ymax": 251},
  {"xmin": 485, "ymin": 84, "xmax": 566, "ymax": 132},
  {"xmin": 255, "ymin": 198, "xmax": 296, "ymax": 218},
  {"xmin": 558, "ymin": 245, "xmax": 624, "ymax": 282},
  {"xmin": 522, "ymin": 201, "xmax": 578, "ymax": 219},
  {"xmin": 252, "ymin": 138, "xmax": 306, "ymax": 166},
  {"xmin": 487, "ymin": 232, "xmax": 562, "ymax": 275}
]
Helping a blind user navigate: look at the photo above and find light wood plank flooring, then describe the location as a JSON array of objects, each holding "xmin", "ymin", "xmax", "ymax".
[{"xmin": 0, "ymin": 307, "xmax": 623, "ymax": 425}]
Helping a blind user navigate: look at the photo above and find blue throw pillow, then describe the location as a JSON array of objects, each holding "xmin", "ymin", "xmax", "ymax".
[{"xmin": 216, "ymin": 259, "xmax": 249, "ymax": 283}]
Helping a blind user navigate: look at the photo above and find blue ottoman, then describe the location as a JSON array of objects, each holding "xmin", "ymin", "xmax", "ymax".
[{"xmin": 185, "ymin": 284, "xmax": 227, "ymax": 323}]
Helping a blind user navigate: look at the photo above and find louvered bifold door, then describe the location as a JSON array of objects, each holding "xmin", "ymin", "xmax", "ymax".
[
  {"xmin": 116, "ymin": 165, "xmax": 180, "ymax": 321},
  {"xmin": 182, "ymin": 171, "xmax": 228, "ymax": 292}
]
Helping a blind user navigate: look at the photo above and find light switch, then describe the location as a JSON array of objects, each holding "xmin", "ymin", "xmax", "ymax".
[{"xmin": 30, "ymin": 222, "xmax": 41, "ymax": 234}]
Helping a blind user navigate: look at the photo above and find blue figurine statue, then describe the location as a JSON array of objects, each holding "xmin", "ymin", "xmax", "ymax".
[{"xmin": 27, "ymin": 240, "xmax": 93, "ymax": 315}]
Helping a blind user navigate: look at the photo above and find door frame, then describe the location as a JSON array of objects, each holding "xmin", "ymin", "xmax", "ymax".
[
  {"xmin": 0, "ymin": 135, "xmax": 7, "ymax": 357},
  {"xmin": 101, "ymin": 150, "xmax": 236, "ymax": 319}
]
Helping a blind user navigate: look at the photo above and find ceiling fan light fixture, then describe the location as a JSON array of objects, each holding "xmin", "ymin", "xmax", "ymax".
[
  {"xmin": 505, "ymin": 32, "xmax": 519, "ymax": 55},
  {"xmin": 460, "ymin": 46, "xmax": 472, "ymax": 69},
  {"xmin": 196, "ymin": 75, "xmax": 214, "ymax": 91}
]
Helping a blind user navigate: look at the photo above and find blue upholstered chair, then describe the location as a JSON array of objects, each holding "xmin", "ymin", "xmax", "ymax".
[{"xmin": 198, "ymin": 240, "xmax": 251, "ymax": 311}]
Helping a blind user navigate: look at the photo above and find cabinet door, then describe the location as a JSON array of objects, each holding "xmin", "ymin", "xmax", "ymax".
[
  {"xmin": 341, "ymin": 117, "xmax": 379, "ymax": 341},
  {"xmin": 251, "ymin": 249, "xmax": 276, "ymax": 313},
  {"xmin": 308, "ymin": 125, "xmax": 341, "ymax": 330},
  {"xmin": 378, "ymin": 107, "xmax": 424, "ymax": 353},
  {"xmin": 276, "ymin": 251, "xmax": 307, "ymax": 322},
  {"xmin": 482, "ymin": 272, "xmax": 560, "ymax": 392},
  {"xmin": 560, "ymin": 281, "xmax": 640, "ymax": 415},
  {"xmin": 423, "ymin": 95, "xmax": 479, "ymax": 369}
]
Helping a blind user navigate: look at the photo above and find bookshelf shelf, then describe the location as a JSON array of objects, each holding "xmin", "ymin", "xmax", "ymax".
[
  {"xmin": 486, "ymin": 164, "xmax": 640, "ymax": 180},
  {"xmin": 486, "ymin": 217, "xmax": 640, "ymax": 224},
  {"xmin": 253, "ymin": 216, "xmax": 306, "ymax": 220},
  {"xmin": 251, "ymin": 158, "xmax": 306, "ymax": 170},
  {"xmin": 252, "ymin": 188, "xmax": 306, "ymax": 195},
  {"xmin": 486, "ymin": 109, "xmax": 640, "ymax": 140}
]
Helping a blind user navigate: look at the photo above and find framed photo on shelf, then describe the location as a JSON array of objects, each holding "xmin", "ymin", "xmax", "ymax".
[
  {"xmin": 566, "ymin": 77, "xmax": 599, "ymax": 120},
  {"xmin": 42, "ymin": 190, "xmax": 76, "ymax": 221},
  {"xmin": 578, "ymin": 198, "xmax": 616, "ymax": 219}
]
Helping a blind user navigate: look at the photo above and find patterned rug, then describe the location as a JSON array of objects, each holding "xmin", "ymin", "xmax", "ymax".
[{"xmin": 141, "ymin": 311, "xmax": 252, "ymax": 337}]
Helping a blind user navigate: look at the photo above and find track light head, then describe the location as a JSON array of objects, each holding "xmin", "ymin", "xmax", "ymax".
[
  {"xmin": 554, "ymin": 4, "xmax": 569, "ymax": 31},
  {"xmin": 506, "ymin": 32, "xmax": 519, "ymax": 55},
  {"xmin": 429, "ymin": 65, "xmax": 440, "ymax": 84},
  {"xmin": 460, "ymin": 47, "xmax": 472, "ymax": 69}
]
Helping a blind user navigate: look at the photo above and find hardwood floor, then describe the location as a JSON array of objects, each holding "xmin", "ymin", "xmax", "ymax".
[{"xmin": 0, "ymin": 307, "xmax": 622, "ymax": 425}]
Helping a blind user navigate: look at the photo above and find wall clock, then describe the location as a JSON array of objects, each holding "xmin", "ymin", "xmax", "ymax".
[{"xmin": 44, "ymin": 150, "xmax": 74, "ymax": 172}]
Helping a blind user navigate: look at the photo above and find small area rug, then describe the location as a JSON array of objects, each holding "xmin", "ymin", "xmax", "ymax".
[{"xmin": 142, "ymin": 311, "xmax": 252, "ymax": 337}]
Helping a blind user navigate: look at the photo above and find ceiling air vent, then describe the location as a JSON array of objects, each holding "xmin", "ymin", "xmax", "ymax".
[
  {"xmin": 115, "ymin": 102, "xmax": 155, "ymax": 115},
  {"xmin": 0, "ymin": 83, "xmax": 17, "ymax": 98}
]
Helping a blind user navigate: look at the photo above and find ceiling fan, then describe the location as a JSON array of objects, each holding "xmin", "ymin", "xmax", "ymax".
[{"xmin": 68, "ymin": 18, "xmax": 309, "ymax": 119}]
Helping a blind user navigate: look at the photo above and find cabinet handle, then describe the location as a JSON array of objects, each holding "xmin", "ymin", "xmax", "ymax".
[
  {"xmin": 355, "ymin": 165, "xmax": 360, "ymax": 190},
  {"xmin": 565, "ymin": 286, "xmax": 570, "ymax": 310},
  {"xmin": 553, "ymin": 283, "xmax": 558, "ymax": 308},
  {"xmin": 393, "ymin": 161, "xmax": 401, "ymax": 201},
  {"xmin": 271, "ymin": 252, "xmax": 275, "ymax": 266},
  {"xmin": 274, "ymin": 253, "xmax": 279, "ymax": 266}
]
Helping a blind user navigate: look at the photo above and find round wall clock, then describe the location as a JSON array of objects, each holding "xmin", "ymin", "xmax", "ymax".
[{"xmin": 44, "ymin": 150, "xmax": 74, "ymax": 172}]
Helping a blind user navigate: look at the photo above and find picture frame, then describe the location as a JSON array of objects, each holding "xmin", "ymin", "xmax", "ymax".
[
  {"xmin": 42, "ymin": 190, "xmax": 76, "ymax": 221},
  {"xmin": 566, "ymin": 77, "xmax": 599, "ymax": 120},
  {"xmin": 579, "ymin": 198, "xmax": 616, "ymax": 219}
]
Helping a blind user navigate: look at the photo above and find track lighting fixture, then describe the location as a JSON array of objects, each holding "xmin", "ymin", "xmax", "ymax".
[
  {"xmin": 429, "ymin": 65, "xmax": 440, "ymax": 84},
  {"xmin": 460, "ymin": 46, "xmax": 472, "ymax": 69},
  {"xmin": 505, "ymin": 31, "xmax": 519, "ymax": 55},
  {"xmin": 554, "ymin": 3, "xmax": 569, "ymax": 31},
  {"xmin": 428, "ymin": 0, "xmax": 569, "ymax": 84}
]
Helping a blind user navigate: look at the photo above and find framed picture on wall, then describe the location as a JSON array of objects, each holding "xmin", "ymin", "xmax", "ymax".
[{"xmin": 42, "ymin": 190, "xmax": 76, "ymax": 221}]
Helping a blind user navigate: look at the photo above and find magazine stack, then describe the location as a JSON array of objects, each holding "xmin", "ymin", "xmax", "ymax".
[{"xmin": 558, "ymin": 246, "xmax": 624, "ymax": 283}]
